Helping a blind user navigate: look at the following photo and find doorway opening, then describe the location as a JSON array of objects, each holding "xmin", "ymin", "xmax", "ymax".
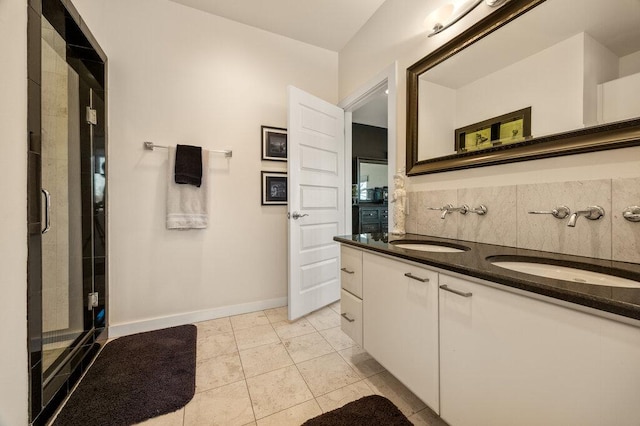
[
  {"xmin": 340, "ymin": 63, "xmax": 397, "ymax": 235},
  {"xmin": 350, "ymin": 87, "xmax": 389, "ymax": 234}
]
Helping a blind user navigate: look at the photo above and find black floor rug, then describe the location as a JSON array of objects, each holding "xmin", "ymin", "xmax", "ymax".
[
  {"xmin": 303, "ymin": 395, "xmax": 413, "ymax": 425},
  {"xmin": 53, "ymin": 325, "xmax": 197, "ymax": 426}
]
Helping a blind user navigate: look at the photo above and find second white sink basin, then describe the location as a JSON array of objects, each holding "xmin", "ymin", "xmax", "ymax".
[
  {"xmin": 491, "ymin": 260, "xmax": 640, "ymax": 288},
  {"xmin": 392, "ymin": 242, "xmax": 467, "ymax": 253}
]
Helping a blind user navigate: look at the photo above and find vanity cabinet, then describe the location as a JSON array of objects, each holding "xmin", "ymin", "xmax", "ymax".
[
  {"xmin": 362, "ymin": 252, "xmax": 440, "ymax": 413},
  {"xmin": 439, "ymin": 274, "xmax": 640, "ymax": 426},
  {"xmin": 339, "ymin": 246, "xmax": 363, "ymax": 346}
]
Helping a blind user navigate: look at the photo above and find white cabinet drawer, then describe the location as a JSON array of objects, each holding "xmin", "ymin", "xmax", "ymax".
[
  {"xmin": 340, "ymin": 289, "xmax": 363, "ymax": 346},
  {"xmin": 340, "ymin": 245, "xmax": 363, "ymax": 298}
]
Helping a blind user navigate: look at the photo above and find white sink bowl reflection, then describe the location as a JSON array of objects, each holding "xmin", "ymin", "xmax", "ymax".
[
  {"xmin": 391, "ymin": 242, "xmax": 467, "ymax": 253},
  {"xmin": 491, "ymin": 260, "xmax": 640, "ymax": 288}
]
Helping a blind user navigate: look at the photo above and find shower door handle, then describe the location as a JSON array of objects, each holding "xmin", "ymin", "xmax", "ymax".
[{"xmin": 41, "ymin": 189, "xmax": 51, "ymax": 234}]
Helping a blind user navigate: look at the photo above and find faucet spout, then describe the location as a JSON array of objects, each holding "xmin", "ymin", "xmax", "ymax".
[
  {"xmin": 440, "ymin": 204, "xmax": 468, "ymax": 219},
  {"xmin": 567, "ymin": 212, "xmax": 582, "ymax": 227},
  {"xmin": 567, "ymin": 206, "xmax": 605, "ymax": 227},
  {"xmin": 440, "ymin": 204, "xmax": 453, "ymax": 219}
]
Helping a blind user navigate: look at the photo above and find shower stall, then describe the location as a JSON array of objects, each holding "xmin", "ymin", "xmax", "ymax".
[{"xmin": 27, "ymin": 1, "xmax": 108, "ymax": 424}]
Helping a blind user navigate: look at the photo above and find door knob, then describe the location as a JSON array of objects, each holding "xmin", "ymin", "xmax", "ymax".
[{"xmin": 290, "ymin": 212, "xmax": 309, "ymax": 220}]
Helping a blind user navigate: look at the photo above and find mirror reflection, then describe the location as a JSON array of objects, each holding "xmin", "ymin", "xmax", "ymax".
[
  {"xmin": 415, "ymin": 0, "xmax": 640, "ymax": 162},
  {"xmin": 357, "ymin": 158, "xmax": 388, "ymax": 203}
]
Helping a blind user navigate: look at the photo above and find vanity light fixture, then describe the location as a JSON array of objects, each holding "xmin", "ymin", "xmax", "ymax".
[{"xmin": 425, "ymin": 0, "xmax": 508, "ymax": 37}]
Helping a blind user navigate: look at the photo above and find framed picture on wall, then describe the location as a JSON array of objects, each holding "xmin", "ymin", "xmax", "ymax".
[
  {"xmin": 261, "ymin": 126, "xmax": 288, "ymax": 161},
  {"xmin": 261, "ymin": 171, "xmax": 287, "ymax": 205},
  {"xmin": 455, "ymin": 107, "xmax": 532, "ymax": 153}
]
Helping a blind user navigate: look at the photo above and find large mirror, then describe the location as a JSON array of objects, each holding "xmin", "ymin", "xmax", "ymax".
[
  {"xmin": 356, "ymin": 157, "xmax": 388, "ymax": 203},
  {"xmin": 407, "ymin": 0, "xmax": 640, "ymax": 175}
]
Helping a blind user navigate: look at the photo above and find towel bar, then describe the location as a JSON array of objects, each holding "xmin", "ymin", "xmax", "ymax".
[{"xmin": 143, "ymin": 141, "xmax": 232, "ymax": 158}]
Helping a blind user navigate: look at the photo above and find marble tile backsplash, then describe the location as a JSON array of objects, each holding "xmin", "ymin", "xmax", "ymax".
[
  {"xmin": 407, "ymin": 177, "xmax": 640, "ymax": 264},
  {"xmin": 517, "ymin": 180, "xmax": 612, "ymax": 259},
  {"xmin": 612, "ymin": 177, "xmax": 640, "ymax": 263}
]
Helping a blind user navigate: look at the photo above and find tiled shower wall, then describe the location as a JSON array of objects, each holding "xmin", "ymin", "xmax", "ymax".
[{"xmin": 405, "ymin": 177, "xmax": 640, "ymax": 264}]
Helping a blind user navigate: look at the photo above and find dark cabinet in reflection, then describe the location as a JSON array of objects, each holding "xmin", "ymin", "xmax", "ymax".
[{"xmin": 353, "ymin": 205, "xmax": 388, "ymax": 234}]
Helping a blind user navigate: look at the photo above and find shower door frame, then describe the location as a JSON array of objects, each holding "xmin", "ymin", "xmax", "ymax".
[{"xmin": 27, "ymin": 0, "xmax": 108, "ymax": 424}]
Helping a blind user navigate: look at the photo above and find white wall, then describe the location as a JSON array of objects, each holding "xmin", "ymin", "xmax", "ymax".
[
  {"xmin": 339, "ymin": 0, "xmax": 640, "ymax": 192},
  {"xmin": 583, "ymin": 33, "xmax": 619, "ymax": 127},
  {"xmin": 620, "ymin": 50, "xmax": 640, "ymax": 77},
  {"xmin": 0, "ymin": 0, "xmax": 28, "ymax": 424},
  {"xmin": 598, "ymin": 72, "xmax": 640, "ymax": 124},
  {"xmin": 72, "ymin": 0, "xmax": 338, "ymax": 335},
  {"xmin": 456, "ymin": 34, "xmax": 584, "ymax": 137},
  {"xmin": 418, "ymin": 80, "xmax": 456, "ymax": 159}
]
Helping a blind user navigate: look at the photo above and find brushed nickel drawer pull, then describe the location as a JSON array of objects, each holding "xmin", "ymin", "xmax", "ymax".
[
  {"xmin": 341, "ymin": 313, "xmax": 355, "ymax": 322},
  {"xmin": 41, "ymin": 188, "xmax": 51, "ymax": 234},
  {"xmin": 340, "ymin": 267, "xmax": 355, "ymax": 274},
  {"xmin": 440, "ymin": 284, "xmax": 472, "ymax": 298},
  {"xmin": 404, "ymin": 272, "xmax": 429, "ymax": 282}
]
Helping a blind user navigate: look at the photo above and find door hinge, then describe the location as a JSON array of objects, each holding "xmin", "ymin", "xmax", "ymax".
[
  {"xmin": 86, "ymin": 106, "xmax": 97, "ymax": 125},
  {"xmin": 87, "ymin": 292, "xmax": 99, "ymax": 310}
]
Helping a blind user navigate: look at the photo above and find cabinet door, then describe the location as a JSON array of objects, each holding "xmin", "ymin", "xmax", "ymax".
[
  {"xmin": 363, "ymin": 252, "xmax": 439, "ymax": 413},
  {"xmin": 340, "ymin": 245, "xmax": 362, "ymax": 298},
  {"xmin": 439, "ymin": 274, "xmax": 640, "ymax": 426}
]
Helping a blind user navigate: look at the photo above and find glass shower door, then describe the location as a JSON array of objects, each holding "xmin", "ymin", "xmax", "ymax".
[{"xmin": 40, "ymin": 16, "xmax": 103, "ymax": 383}]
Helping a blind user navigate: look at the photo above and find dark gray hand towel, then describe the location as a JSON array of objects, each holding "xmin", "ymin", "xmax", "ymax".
[{"xmin": 174, "ymin": 144, "xmax": 203, "ymax": 187}]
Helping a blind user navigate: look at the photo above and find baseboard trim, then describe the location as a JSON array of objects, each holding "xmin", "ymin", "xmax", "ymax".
[{"xmin": 107, "ymin": 297, "xmax": 288, "ymax": 338}]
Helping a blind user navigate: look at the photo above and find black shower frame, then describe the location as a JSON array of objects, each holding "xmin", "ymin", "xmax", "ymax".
[{"xmin": 26, "ymin": 0, "xmax": 108, "ymax": 424}]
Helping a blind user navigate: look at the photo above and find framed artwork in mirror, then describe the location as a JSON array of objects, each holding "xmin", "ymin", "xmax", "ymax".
[
  {"xmin": 261, "ymin": 126, "xmax": 288, "ymax": 161},
  {"xmin": 455, "ymin": 107, "xmax": 531, "ymax": 152},
  {"xmin": 261, "ymin": 171, "xmax": 287, "ymax": 205}
]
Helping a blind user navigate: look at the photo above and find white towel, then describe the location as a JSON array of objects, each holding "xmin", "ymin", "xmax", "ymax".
[{"xmin": 166, "ymin": 146, "xmax": 209, "ymax": 229}]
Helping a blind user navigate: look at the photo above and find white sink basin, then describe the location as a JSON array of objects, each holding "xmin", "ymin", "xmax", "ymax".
[
  {"xmin": 392, "ymin": 243, "xmax": 466, "ymax": 253},
  {"xmin": 491, "ymin": 261, "xmax": 640, "ymax": 288}
]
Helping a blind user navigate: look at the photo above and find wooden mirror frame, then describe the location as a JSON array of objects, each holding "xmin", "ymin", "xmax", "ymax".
[{"xmin": 406, "ymin": 0, "xmax": 640, "ymax": 176}]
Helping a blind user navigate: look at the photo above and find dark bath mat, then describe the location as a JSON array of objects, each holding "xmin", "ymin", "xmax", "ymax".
[
  {"xmin": 53, "ymin": 325, "xmax": 197, "ymax": 426},
  {"xmin": 302, "ymin": 394, "xmax": 413, "ymax": 426}
]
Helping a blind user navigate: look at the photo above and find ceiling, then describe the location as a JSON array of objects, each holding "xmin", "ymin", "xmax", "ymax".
[
  {"xmin": 169, "ymin": 0, "xmax": 387, "ymax": 52},
  {"xmin": 422, "ymin": 0, "xmax": 640, "ymax": 89}
]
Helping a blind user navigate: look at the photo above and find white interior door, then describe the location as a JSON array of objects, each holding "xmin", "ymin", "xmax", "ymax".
[{"xmin": 287, "ymin": 86, "xmax": 345, "ymax": 320}]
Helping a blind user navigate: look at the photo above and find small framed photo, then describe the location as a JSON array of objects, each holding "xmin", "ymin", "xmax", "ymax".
[
  {"xmin": 261, "ymin": 126, "xmax": 288, "ymax": 161},
  {"xmin": 455, "ymin": 107, "xmax": 531, "ymax": 153},
  {"xmin": 261, "ymin": 171, "xmax": 287, "ymax": 205}
]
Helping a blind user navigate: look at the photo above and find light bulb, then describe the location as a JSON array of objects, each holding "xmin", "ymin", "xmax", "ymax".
[{"xmin": 424, "ymin": 3, "xmax": 455, "ymax": 33}]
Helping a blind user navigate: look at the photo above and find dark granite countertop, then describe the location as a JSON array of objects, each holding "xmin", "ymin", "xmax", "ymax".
[{"xmin": 334, "ymin": 233, "xmax": 640, "ymax": 321}]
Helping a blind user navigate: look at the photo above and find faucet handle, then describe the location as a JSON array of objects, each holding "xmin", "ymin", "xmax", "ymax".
[
  {"xmin": 466, "ymin": 205, "xmax": 488, "ymax": 215},
  {"xmin": 528, "ymin": 205, "xmax": 570, "ymax": 219},
  {"xmin": 622, "ymin": 206, "xmax": 640, "ymax": 222},
  {"xmin": 579, "ymin": 205, "xmax": 605, "ymax": 221}
]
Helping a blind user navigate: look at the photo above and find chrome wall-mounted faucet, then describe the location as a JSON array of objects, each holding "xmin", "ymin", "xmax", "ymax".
[
  {"xmin": 567, "ymin": 206, "xmax": 605, "ymax": 227},
  {"xmin": 528, "ymin": 205, "xmax": 571, "ymax": 219},
  {"xmin": 426, "ymin": 204, "xmax": 468, "ymax": 219}
]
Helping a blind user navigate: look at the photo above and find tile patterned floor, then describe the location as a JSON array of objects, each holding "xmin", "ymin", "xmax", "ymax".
[{"xmin": 128, "ymin": 302, "xmax": 447, "ymax": 425}]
